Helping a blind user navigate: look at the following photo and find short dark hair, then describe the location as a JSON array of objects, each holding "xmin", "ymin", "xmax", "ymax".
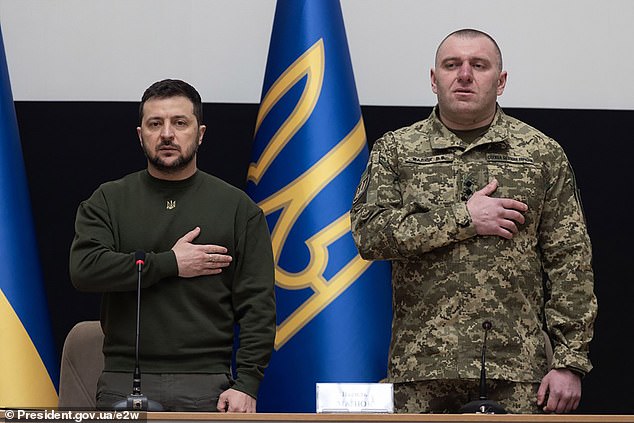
[
  {"xmin": 436, "ymin": 28, "xmax": 503, "ymax": 71},
  {"xmin": 139, "ymin": 79, "xmax": 203, "ymax": 124}
]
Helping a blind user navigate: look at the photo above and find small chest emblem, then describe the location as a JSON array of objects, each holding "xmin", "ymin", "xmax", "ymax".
[{"xmin": 166, "ymin": 200, "xmax": 176, "ymax": 210}]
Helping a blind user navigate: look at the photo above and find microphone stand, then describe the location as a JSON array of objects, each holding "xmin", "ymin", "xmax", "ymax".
[
  {"xmin": 113, "ymin": 251, "xmax": 164, "ymax": 411},
  {"xmin": 459, "ymin": 321, "xmax": 506, "ymax": 414}
]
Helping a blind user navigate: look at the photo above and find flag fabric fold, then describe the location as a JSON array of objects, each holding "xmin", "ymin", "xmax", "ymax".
[
  {"xmin": 0, "ymin": 24, "xmax": 59, "ymax": 407},
  {"xmin": 247, "ymin": 0, "xmax": 392, "ymax": 412}
]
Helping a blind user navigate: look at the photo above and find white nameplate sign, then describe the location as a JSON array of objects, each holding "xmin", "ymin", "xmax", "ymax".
[{"xmin": 316, "ymin": 383, "xmax": 394, "ymax": 413}]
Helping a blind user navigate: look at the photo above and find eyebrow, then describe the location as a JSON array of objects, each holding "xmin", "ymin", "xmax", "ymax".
[
  {"xmin": 145, "ymin": 114, "xmax": 191, "ymax": 121},
  {"xmin": 441, "ymin": 56, "xmax": 492, "ymax": 65}
]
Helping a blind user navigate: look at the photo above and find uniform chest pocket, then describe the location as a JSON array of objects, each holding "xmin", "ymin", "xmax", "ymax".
[
  {"xmin": 486, "ymin": 154, "xmax": 544, "ymax": 225},
  {"xmin": 401, "ymin": 154, "xmax": 455, "ymax": 206}
]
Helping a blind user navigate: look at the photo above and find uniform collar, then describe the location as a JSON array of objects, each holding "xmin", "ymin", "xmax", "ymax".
[{"xmin": 428, "ymin": 105, "xmax": 510, "ymax": 152}]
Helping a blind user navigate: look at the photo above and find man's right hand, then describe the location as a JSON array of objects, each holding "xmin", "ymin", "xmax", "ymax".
[
  {"xmin": 466, "ymin": 179, "xmax": 528, "ymax": 239},
  {"xmin": 171, "ymin": 227, "xmax": 232, "ymax": 277}
]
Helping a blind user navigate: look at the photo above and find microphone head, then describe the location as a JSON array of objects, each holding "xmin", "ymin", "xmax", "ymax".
[
  {"xmin": 135, "ymin": 250, "xmax": 146, "ymax": 265},
  {"xmin": 482, "ymin": 320, "xmax": 492, "ymax": 331}
]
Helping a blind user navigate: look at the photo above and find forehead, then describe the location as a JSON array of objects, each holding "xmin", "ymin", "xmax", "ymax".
[
  {"xmin": 142, "ymin": 95, "xmax": 195, "ymax": 118},
  {"xmin": 436, "ymin": 35, "xmax": 499, "ymax": 64}
]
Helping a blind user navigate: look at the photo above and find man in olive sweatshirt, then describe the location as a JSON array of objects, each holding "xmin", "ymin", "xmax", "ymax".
[{"xmin": 70, "ymin": 79, "xmax": 276, "ymax": 412}]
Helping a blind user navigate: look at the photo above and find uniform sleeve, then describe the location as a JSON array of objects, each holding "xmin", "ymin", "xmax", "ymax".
[
  {"xmin": 69, "ymin": 189, "xmax": 178, "ymax": 293},
  {"xmin": 350, "ymin": 132, "xmax": 477, "ymax": 261},
  {"xmin": 230, "ymin": 205, "xmax": 276, "ymax": 398},
  {"xmin": 538, "ymin": 144, "xmax": 597, "ymax": 376}
]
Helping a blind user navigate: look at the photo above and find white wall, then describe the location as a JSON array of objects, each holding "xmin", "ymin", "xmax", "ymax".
[{"xmin": 0, "ymin": 0, "xmax": 632, "ymax": 109}]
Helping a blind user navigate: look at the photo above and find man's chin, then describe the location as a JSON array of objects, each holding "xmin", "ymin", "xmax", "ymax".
[
  {"xmin": 146, "ymin": 150, "xmax": 196, "ymax": 173},
  {"xmin": 452, "ymin": 99, "xmax": 478, "ymax": 109},
  {"xmin": 451, "ymin": 102, "xmax": 486, "ymax": 118},
  {"xmin": 150, "ymin": 158, "xmax": 187, "ymax": 172}
]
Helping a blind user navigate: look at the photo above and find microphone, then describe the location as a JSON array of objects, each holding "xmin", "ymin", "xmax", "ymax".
[
  {"xmin": 459, "ymin": 320, "xmax": 507, "ymax": 414},
  {"xmin": 112, "ymin": 251, "xmax": 164, "ymax": 411}
]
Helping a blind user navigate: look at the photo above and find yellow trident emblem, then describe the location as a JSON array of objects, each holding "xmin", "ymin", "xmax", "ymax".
[{"xmin": 249, "ymin": 38, "xmax": 372, "ymax": 350}]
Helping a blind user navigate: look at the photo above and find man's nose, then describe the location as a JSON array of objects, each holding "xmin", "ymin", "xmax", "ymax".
[
  {"xmin": 160, "ymin": 122, "xmax": 175, "ymax": 139},
  {"xmin": 457, "ymin": 63, "xmax": 473, "ymax": 82}
]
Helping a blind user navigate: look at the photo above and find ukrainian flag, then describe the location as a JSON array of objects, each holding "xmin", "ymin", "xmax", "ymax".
[
  {"xmin": 247, "ymin": 0, "xmax": 391, "ymax": 412},
  {"xmin": 0, "ymin": 24, "xmax": 59, "ymax": 407}
]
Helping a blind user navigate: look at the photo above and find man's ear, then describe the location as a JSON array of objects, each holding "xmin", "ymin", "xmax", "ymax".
[
  {"xmin": 430, "ymin": 68, "xmax": 438, "ymax": 94},
  {"xmin": 198, "ymin": 125, "xmax": 206, "ymax": 146}
]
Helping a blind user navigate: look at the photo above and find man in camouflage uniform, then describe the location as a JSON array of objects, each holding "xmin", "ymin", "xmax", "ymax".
[{"xmin": 350, "ymin": 29, "xmax": 597, "ymax": 413}]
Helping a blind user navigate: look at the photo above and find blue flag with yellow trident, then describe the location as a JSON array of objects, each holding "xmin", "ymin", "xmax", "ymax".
[
  {"xmin": 247, "ymin": 0, "xmax": 392, "ymax": 412},
  {"xmin": 0, "ymin": 24, "xmax": 59, "ymax": 407}
]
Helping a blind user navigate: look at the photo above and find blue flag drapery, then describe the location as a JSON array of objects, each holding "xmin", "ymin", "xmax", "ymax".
[
  {"xmin": 247, "ymin": 0, "xmax": 392, "ymax": 412},
  {"xmin": 0, "ymin": 24, "xmax": 59, "ymax": 407}
]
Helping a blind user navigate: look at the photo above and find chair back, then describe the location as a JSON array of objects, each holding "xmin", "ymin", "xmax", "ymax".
[{"xmin": 58, "ymin": 321, "xmax": 104, "ymax": 409}]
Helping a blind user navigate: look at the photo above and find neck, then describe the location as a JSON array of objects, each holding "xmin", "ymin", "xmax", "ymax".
[
  {"xmin": 438, "ymin": 107, "xmax": 497, "ymax": 131},
  {"xmin": 147, "ymin": 163, "xmax": 197, "ymax": 181}
]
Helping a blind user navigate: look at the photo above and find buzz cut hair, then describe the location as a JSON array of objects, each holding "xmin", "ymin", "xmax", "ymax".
[{"xmin": 436, "ymin": 28, "xmax": 503, "ymax": 71}]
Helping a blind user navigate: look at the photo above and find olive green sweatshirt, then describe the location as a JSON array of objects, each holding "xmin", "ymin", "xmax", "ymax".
[{"xmin": 70, "ymin": 170, "xmax": 276, "ymax": 398}]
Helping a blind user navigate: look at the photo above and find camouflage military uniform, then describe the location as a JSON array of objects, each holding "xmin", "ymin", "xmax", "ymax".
[
  {"xmin": 393, "ymin": 379, "xmax": 541, "ymax": 413},
  {"xmin": 351, "ymin": 107, "xmax": 597, "ymax": 406}
]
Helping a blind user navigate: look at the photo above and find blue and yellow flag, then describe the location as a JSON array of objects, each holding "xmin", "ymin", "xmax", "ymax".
[
  {"xmin": 247, "ymin": 0, "xmax": 392, "ymax": 412},
  {"xmin": 0, "ymin": 24, "xmax": 59, "ymax": 407}
]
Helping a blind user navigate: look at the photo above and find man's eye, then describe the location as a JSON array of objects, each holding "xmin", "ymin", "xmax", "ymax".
[
  {"xmin": 148, "ymin": 121, "xmax": 161, "ymax": 127},
  {"xmin": 175, "ymin": 120, "xmax": 188, "ymax": 127}
]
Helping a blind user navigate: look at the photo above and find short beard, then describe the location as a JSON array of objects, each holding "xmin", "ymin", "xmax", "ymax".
[
  {"xmin": 147, "ymin": 147, "xmax": 197, "ymax": 173},
  {"xmin": 141, "ymin": 136, "xmax": 199, "ymax": 174}
]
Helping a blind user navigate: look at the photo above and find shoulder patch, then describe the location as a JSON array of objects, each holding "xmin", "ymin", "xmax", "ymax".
[{"xmin": 352, "ymin": 169, "xmax": 370, "ymax": 206}]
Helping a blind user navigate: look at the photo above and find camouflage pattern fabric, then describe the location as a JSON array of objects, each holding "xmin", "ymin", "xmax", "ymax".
[
  {"xmin": 393, "ymin": 379, "xmax": 542, "ymax": 414},
  {"xmin": 351, "ymin": 107, "xmax": 597, "ymax": 384}
]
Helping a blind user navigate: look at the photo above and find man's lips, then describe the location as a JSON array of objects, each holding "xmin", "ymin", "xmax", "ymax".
[{"xmin": 454, "ymin": 88, "xmax": 475, "ymax": 95}]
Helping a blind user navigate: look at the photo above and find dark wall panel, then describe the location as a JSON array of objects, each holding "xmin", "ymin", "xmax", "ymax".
[{"xmin": 15, "ymin": 102, "xmax": 634, "ymax": 413}]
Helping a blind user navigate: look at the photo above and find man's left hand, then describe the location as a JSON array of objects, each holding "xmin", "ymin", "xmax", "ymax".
[
  {"xmin": 536, "ymin": 368, "xmax": 582, "ymax": 413},
  {"xmin": 217, "ymin": 388, "xmax": 256, "ymax": 413}
]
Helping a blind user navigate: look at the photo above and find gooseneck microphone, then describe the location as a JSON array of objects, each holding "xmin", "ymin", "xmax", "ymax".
[
  {"xmin": 113, "ymin": 251, "xmax": 164, "ymax": 411},
  {"xmin": 459, "ymin": 320, "xmax": 507, "ymax": 414}
]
